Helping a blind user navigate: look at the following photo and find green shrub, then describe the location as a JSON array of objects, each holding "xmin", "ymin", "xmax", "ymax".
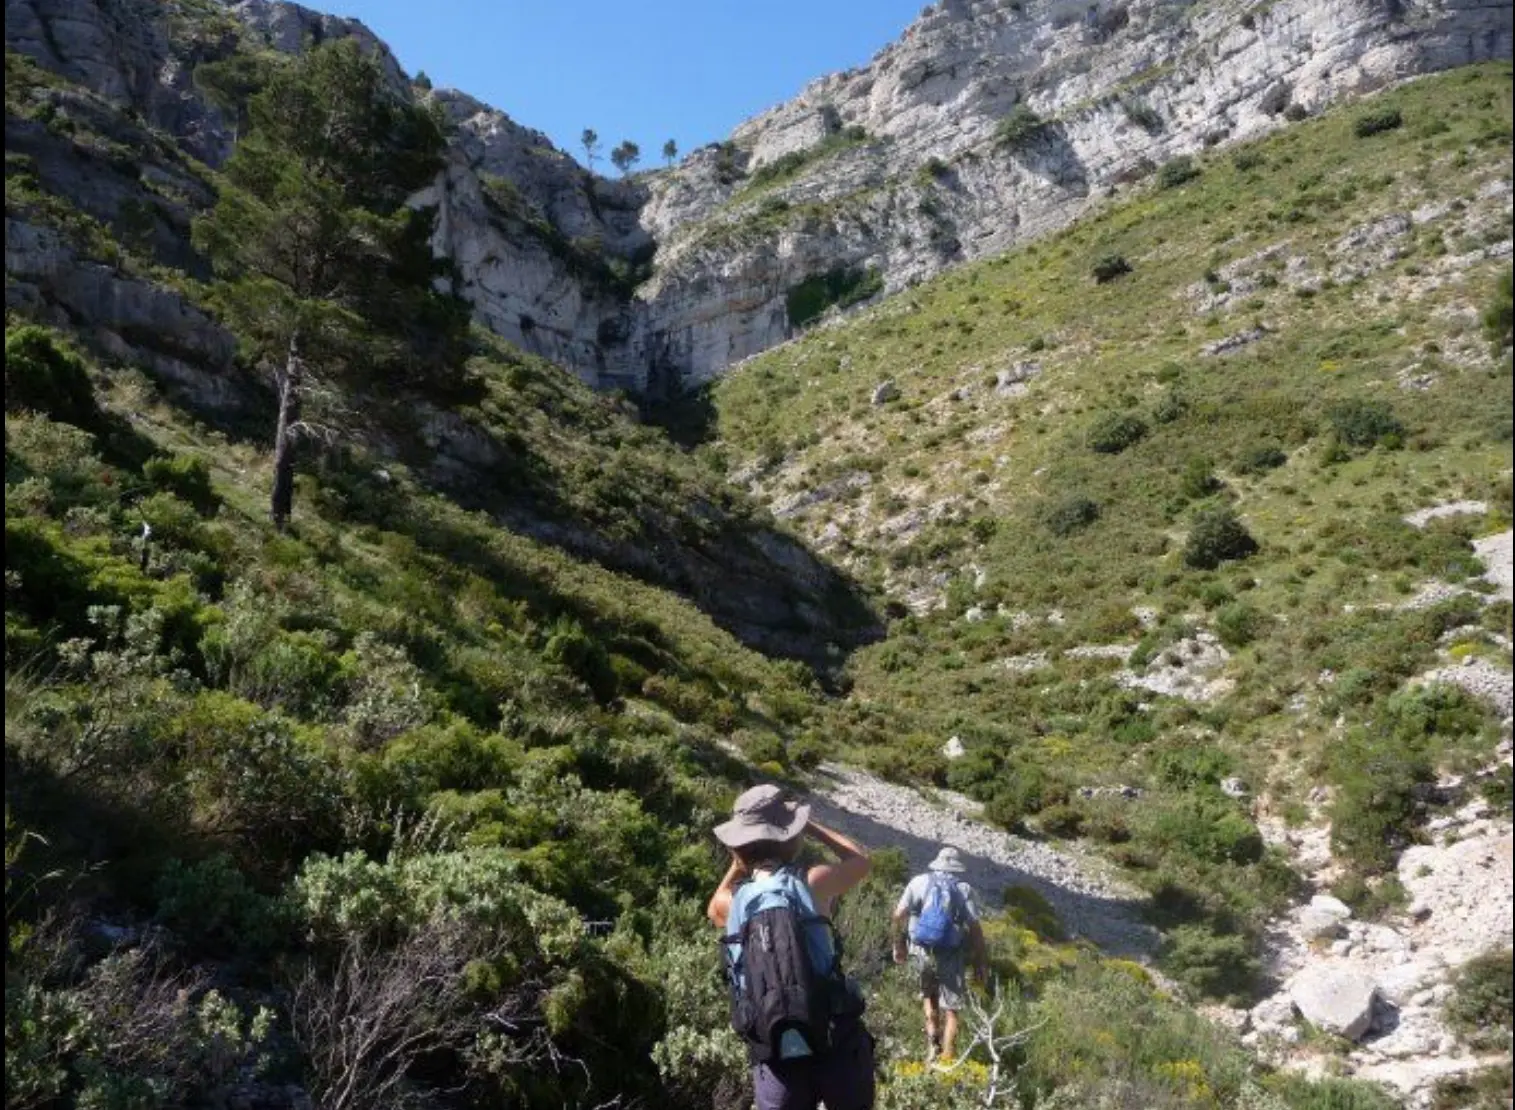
[
  {"xmin": 1152, "ymin": 388, "xmax": 1189, "ymax": 424},
  {"xmin": 785, "ymin": 266, "xmax": 884, "ymax": 329},
  {"xmin": 1043, "ymin": 496, "xmax": 1101, "ymax": 536},
  {"xmin": 153, "ymin": 854, "xmax": 288, "ymax": 955},
  {"xmin": 1213, "ymin": 602, "xmax": 1264, "ymax": 648},
  {"xmin": 1445, "ymin": 949, "xmax": 1513, "ymax": 1052},
  {"xmin": 1265, "ymin": 1073, "xmax": 1403, "ymax": 1110},
  {"xmin": 1092, "ymin": 254, "xmax": 1133, "ymax": 284},
  {"xmin": 1152, "ymin": 743, "xmax": 1234, "ymax": 790},
  {"xmin": 1160, "ymin": 923, "xmax": 1259, "ymax": 1001},
  {"xmin": 1353, "ymin": 106, "xmax": 1404, "ymax": 137},
  {"xmin": 144, "ymin": 455, "xmax": 219, "ymax": 515},
  {"xmin": 1329, "ymin": 732, "xmax": 1432, "ymax": 871},
  {"xmin": 1484, "ymin": 267, "xmax": 1513, "ymax": 355},
  {"xmin": 1123, "ymin": 99, "xmax": 1163, "ymax": 134},
  {"xmin": 1426, "ymin": 1066, "xmax": 1513, "ymax": 1110},
  {"xmin": 1179, "ymin": 456, "xmax": 1222, "ymax": 500},
  {"xmin": 1232, "ymin": 148, "xmax": 1266, "ymax": 172},
  {"xmin": 1087, "ymin": 412, "xmax": 1148, "ymax": 454},
  {"xmin": 4, "ymin": 325, "xmax": 100, "ymax": 429},
  {"xmin": 544, "ymin": 616, "xmax": 618, "ymax": 703},
  {"xmin": 997, "ymin": 104, "xmax": 1049, "ymax": 150},
  {"xmin": 1037, "ymin": 803, "xmax": 1085, "ymax": 838},
  {"xmin": 1138, "ymin": 795, "xmax": 1263, "ymax": 866},
  {"xmin": 1236, "ymin": 444, "xmax": 1288, "ymax": 474},
  {"xmin": 984, "ymin": 764, "xmax": 1070, "ymax": 831},
  {"xmin": 1183, "ymin": 507, "xmax": 1258, "ymax": 569},
  {"xmin": 1156, "ymin": 155, "xmax": 1201, "ymax": 190},
  {"xmin": 1001, "ymin": 884, "xmax": 1065, "ymax": 940},
  {"xmin": 1328, "ymin": 398, "xmax": 1404, "ymax": 448}
]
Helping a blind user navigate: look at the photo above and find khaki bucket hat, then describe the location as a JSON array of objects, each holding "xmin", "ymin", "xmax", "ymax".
[
  {"xmin": 713, "ymin": 784, "xmax": 811, "ymax": 848},
  {"xmin": 928, "ymin": 846, "xmax": 966, "ymax": 874}
]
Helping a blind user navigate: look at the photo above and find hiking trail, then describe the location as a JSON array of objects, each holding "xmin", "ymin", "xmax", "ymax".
[{"xmin": 802, "ymin": 763, "xmax": 1159, "ymax": 959}]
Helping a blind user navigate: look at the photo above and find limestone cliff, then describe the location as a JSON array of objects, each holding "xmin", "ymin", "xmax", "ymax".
[{"xmin": 6, "ymin": 0, "xmax": 1512, "ymax": 398}]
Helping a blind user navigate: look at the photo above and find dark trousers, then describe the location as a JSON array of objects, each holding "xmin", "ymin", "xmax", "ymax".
[{"xmin": 751, "ymin": 1021, "xmax": 875, "ymax": 1110}]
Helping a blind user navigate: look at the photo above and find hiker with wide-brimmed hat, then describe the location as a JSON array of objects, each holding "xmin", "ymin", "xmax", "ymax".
[
  {"xmin": 708, "ymin": 784, "xmax": 876, "ymax": 1110},
  {"xmin": 891, "ymin": 846, "xmax": 989, "ymax": 1064}
]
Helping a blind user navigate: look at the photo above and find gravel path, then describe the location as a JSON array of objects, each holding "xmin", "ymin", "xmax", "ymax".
[
  {"xmin": 803, "ymin": 763, "xmax": 1159, "ymax": 959},
  {"xmin": 1402, "ymin": 501, "xmax": 1488, "ymax": 528},
  {"xmin": 1473, "ymin": 529, "xmax": 1513, "ymax": 602}
]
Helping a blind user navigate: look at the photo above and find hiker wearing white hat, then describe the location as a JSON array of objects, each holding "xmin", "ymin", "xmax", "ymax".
[
  {"xmin": 707, "ymin": 785, "xmax": 877, "ymax": 1109},
  {"xmin": 891, "ymin": 846, "xmax": 989, "ymax": 1064}
]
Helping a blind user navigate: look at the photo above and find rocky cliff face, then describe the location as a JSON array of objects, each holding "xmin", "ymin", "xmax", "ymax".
[
  {"xmin": 633, "ymin": 0, "xmax": 1512, "ymax": 387},
  {"xmin": 3, "ymin": 0, "xmax": 884, "ymax": 666},
  {"xmin": 6, "ymin": 0, "xmax": 1511, "ymax": 400}
]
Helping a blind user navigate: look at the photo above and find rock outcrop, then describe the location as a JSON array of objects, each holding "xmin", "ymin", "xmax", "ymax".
[{"xmin": 7, "ymin": 0, "xmax": 1511, "ymax": 395}]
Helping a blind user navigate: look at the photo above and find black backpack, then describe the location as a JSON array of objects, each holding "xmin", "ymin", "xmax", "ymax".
[{"xmin": 721, "ymin": 868, "xmax": 861, "ymax": 1064}]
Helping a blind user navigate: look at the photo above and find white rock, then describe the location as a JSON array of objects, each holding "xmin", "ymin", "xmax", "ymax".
[
  {"xmin": 1290, "ymin": 968, "xmax": 1379, "ymax": 1041},
  {"xmin": 1309, "ymin": 894, "xmax": 1353, "ymax": 920},
  {"xmin": 942, "ymin": 736, "xmax": 966, "ymax": 760}
]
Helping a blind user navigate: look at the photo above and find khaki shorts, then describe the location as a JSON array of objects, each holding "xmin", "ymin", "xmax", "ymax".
[{"xmin": 910, "ymin": 945, "xmax": 967, "ymax": 1012}]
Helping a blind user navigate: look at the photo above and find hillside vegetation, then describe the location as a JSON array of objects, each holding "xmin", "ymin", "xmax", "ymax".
[
  {"xmin": 713, "ymin": 59, "xmax": 1513, "ymax": 1018},
  {"xmin": 4, "ymin": 17, "xmax": 1512, "ymax": 1110}
]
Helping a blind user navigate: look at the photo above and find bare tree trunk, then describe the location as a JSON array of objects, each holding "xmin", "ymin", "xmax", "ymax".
[{"xmin": 270, "ymin": 334, "xmax": 302, "ymax": 531}]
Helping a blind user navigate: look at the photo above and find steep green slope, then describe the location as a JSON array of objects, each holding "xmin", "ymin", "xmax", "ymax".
[
  {"xmin": 713, "ymin": 62, "xmax": 1513, "ymax": 995},
  {"xmin": 5, "ymin": 16, "xmax": 1510, "ymax": 1108}
]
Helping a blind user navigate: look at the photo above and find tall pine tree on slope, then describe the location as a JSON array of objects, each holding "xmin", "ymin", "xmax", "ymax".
[{"xmin": 193, "ymin": 39, "xmax": 466, "ymax": 530}]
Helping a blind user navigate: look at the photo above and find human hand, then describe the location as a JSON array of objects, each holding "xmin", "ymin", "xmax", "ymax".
[{"xmin": 892, "ymin": 943, "xmax": 908, "ymax": 966}]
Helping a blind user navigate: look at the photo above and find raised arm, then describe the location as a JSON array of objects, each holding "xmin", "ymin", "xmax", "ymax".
[
  {"xmin": 707, "ymin": 855, "xmax": 746, "ymax": 930},
  {"xmin": 804, "ymin": 819, "xmax": 871, "ymax": 909}
]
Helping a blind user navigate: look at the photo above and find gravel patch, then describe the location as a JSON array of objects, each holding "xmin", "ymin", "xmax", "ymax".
[
  {"xmin": 803, "ymin": 763, "xmax": 1158, "ymax": 959},
  {"xmin": 1402, "ymin": 501, "xmax": 1488, "ymax": 528},
  {"xmin": 1474, "ymin": 530, "xmax": 1513, "ymax": 602}
]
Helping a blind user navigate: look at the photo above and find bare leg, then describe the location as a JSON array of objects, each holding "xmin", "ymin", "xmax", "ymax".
[
  {"xmin": 922, "ymin": 995, "xmax": 940, "ymax": 1059},
  {"xmin": 941, "ymin": 1008, "xmax": 960, "ymax": 1060}
]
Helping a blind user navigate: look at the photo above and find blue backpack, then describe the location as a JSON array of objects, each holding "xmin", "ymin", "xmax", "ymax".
[{"xmin": 910, "ymin": 872, "xmax": 965, "ymax": 950}]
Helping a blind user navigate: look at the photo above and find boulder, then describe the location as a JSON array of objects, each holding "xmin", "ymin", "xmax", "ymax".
[
  {"xmin": 942, "ymin": 736, "xmax": 966, "ymax": 760},
  {"xmin": 1290, "ymin": 968, "xmax": 1379, "ymax": 1041},
  {"xmin": 871, "ymin": 380, "xmax": 899, "ymax": 405}
]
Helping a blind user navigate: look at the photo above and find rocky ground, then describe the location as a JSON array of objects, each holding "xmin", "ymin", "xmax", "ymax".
[
  {"xmin": 802, "ymin": 762, "xmax": 1159, "ymax": 959},
  {"xmin": 1245, "ymin": 792, "xmax": 1513, "ymax": 1108},
  {"xmin": 1241, "ymin": 520, "xmax": 1515, "ymax": 1107}
]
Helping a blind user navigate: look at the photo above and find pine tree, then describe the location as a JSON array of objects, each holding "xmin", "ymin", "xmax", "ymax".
[
  {"xmin": 610, "ymin": 140, "xmax": 640, "ymax": 177},
  {"xmin": 580, "ymin": 128, "xmax": 600, "ymax": 171},
  {"xmin": 661, "ymin": 138, "xmax": 677, "ymax": 167},
  {"xmin": 193, "ymin": 39, "xmax": 463, "ymax": 531}
]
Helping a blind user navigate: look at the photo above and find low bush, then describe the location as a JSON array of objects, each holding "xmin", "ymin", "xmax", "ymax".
[
  {"xmin": 1042, "ymin": 495, "xmax": 1101, "ymax": 536},
  {"xmin": 1236, "ymin": 443, "xmax": 1288, "ymax": 474},
  {"xmin": 1213, "ymin": 602, "xmax": 1264, "ymax": 648},
  {"xmin": 1328, "ymin": 398, "xmax": 1404, "ymax": 448},
  {"xmin": 1087, "ymin": 412, "xmax": 1148, "ymax": 454},
  {"xmin": 1184, "ymin": 507, "xmax": 1258, "ymax": 569},
  {"xmin": 1123, "ymin": 99, "xmax": 1163, "ymax": 134},
  {"xmin": 997, "ymin": 104, "xmax": 1050, "ymax": 150},
  {"xmin": 1484, "ymin": 267, "xmax": 1513, "ymax": 355},
  {"xmin": 1157, "ymin": 155, "xmax": 1201, "ymax": 190},
  {"xmin": 1092, "ymin": 253, "xmax": 1133, "ymax": 283},
  {"xmin": 1137, "ymin": 795, "xmax": 1263, "ymax": 866},
  {"xmin": 1445, "ymin": 949, "xmax": 1513, "ymax": 1052},
  {"xmin": 4, "ymin": 325, "xmax": 101, "ymax": 430},
  {"xmin": 144, "ymin": 455, "xmax": 219, "ymax": 515},
  {"xmin": 1354, "ymin": 106, "xmax": 1404, "ymax": 137},
  {"xmin": 1160, "ymin": 922, "xmax": 1260, "ymax": 1002}
]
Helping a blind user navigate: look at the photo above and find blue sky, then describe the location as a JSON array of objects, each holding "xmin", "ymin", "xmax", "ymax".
[{"xmin": 328, "ymin": 1, "xmax": 926, "ymax": 167}]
